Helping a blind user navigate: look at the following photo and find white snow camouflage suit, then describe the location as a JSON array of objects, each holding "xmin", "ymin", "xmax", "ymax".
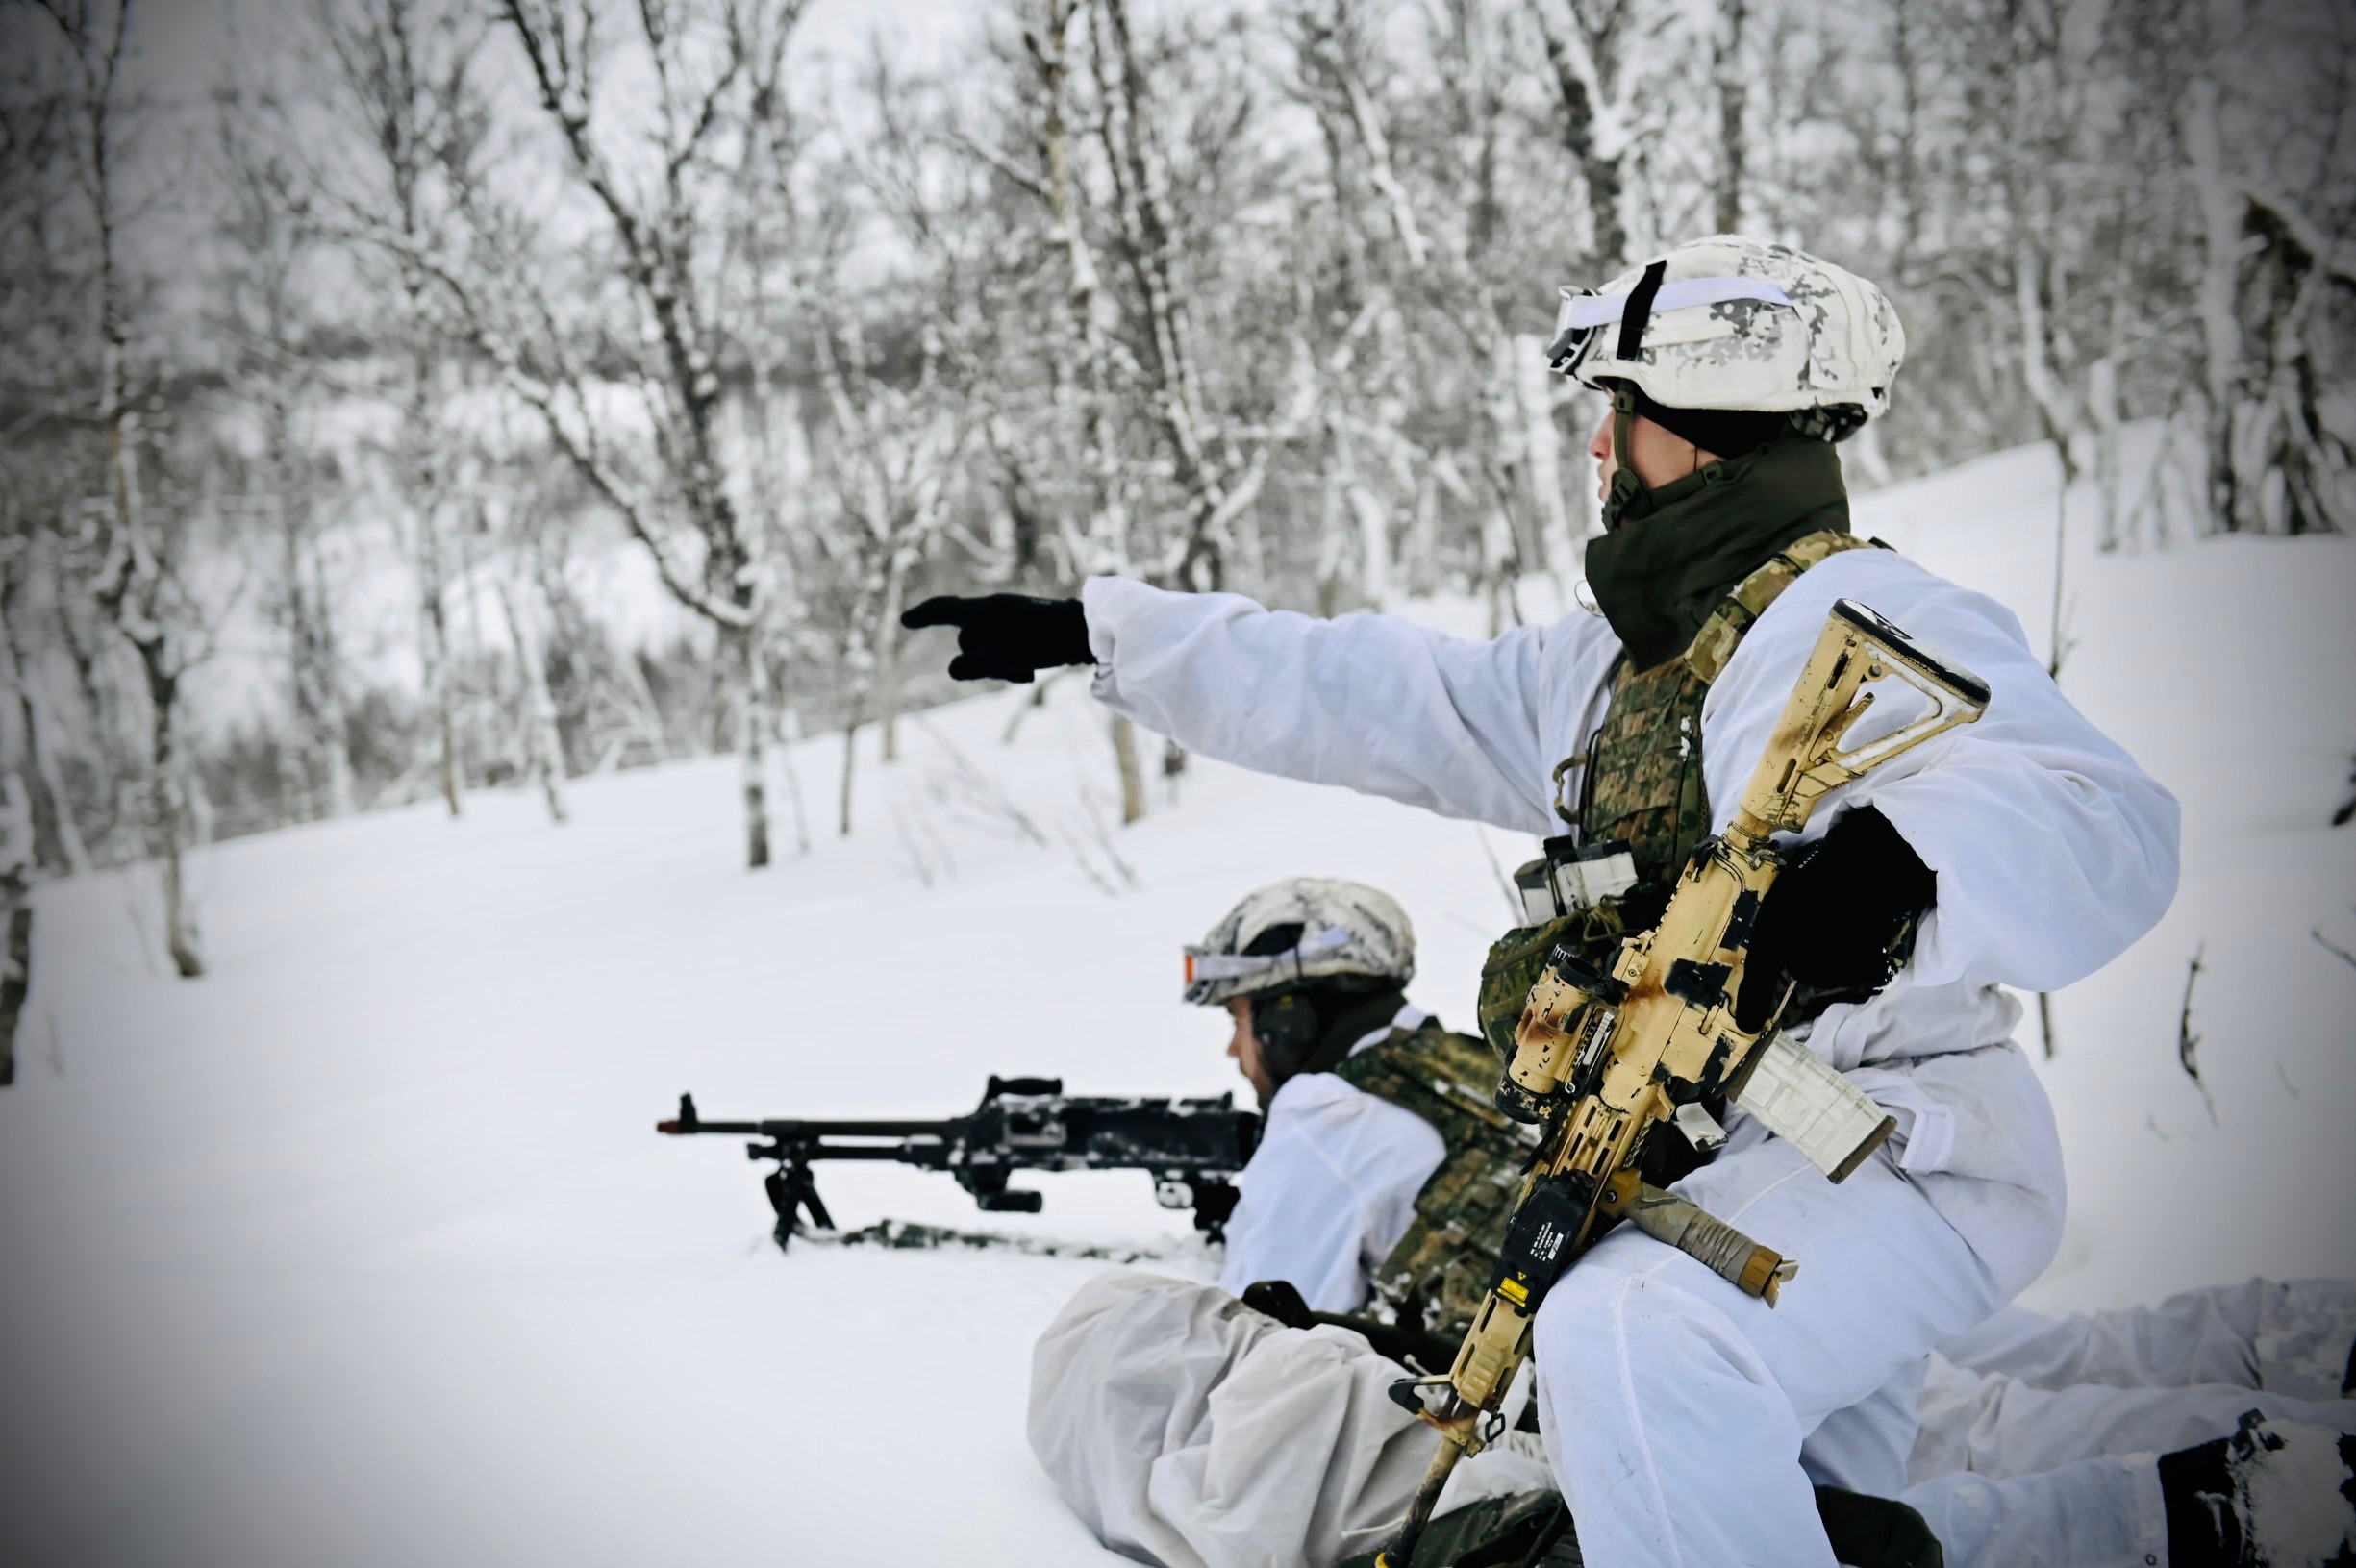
[{"xmin": 1060, "ymin": 542, "xmax": 2181, "ymax": 1567}]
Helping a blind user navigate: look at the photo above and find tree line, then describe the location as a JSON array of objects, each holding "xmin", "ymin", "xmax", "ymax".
[{"xmin": 0, "ymin": 0, "xmax": 2346, "ymax": 1080}]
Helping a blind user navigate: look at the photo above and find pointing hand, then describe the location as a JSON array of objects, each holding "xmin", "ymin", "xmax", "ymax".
[{"xmin": 899, "ymin": 593, "xmax": 1094, "ymax": 684}]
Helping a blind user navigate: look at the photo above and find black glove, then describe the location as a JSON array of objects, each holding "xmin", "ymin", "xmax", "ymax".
[
  {"xmin": 899, "ymin": 593, "xmax": 1092, "ymax": 684},
  {"xmin": 1240, "ymin": 1280, "xmax": 1457, "ymax": 1370},
  {"xmin": 1733, "ymin": 806, "xmax": 1935, "ymax": 1034},
  {"xmin": 1812, "ymin": 1487, "xmax": 1944, "ymax": 1568},
  {"xmin": 1240, "ymin": 1279, "xmax": 1318, "ymax": 1330}
]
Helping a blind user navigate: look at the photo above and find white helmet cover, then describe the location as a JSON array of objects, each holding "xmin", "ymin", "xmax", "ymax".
[
  {"xmin": 1183, "ymin": 878, "xmax": 1415, "ymax": 1007},
  {"xmin": 1549, "ymin": 236, "xmax": 1905, "ymax": 428}
]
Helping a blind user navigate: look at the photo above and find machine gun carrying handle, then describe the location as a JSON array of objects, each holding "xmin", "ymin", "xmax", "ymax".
[{"xmin": 987, "ymin": 1075, "xmax": 1064, "ymax": 1098}]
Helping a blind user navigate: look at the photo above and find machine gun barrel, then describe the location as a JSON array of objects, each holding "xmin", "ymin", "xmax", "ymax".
[
  {"xmin": 656, "ymin": 1099, "xmax": 966, "ymax": 1141},
  {"xmin": 656, "ymin": 1077, "xmax": 1261, "ymax": 1251}
]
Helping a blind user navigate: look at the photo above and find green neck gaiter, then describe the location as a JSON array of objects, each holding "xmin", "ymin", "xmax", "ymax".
[{"xmin": 1585, "ymin": 436, "xmax": 1852, "ymax": 672}]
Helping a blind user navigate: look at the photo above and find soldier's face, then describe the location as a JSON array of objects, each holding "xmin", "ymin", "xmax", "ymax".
[
  {"xmin": 1587, "ymin": 409, "xmax": 1712, "ymax": 504},
  {"xmin": 1224, "ymin": 998, "xmax": 1276, "ymax": 1105}
]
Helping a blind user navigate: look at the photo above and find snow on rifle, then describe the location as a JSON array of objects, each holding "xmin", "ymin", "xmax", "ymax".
[
  {"xmin": 1376, "ymin": 600, "xmax": 1992, "ymax": 1565},
  {"xmin": 656, "ymin": 1077, "xmax": 1261, "ymax": 1251}
]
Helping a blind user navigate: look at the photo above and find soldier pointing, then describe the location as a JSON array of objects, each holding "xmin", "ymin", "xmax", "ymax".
[{"xmin": 910, "ymin": 236, "xmax": 2182, "ymax": 1567}]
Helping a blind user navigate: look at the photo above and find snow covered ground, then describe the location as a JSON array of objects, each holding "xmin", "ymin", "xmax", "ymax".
[{"xmin": 2, "ymin": 437, "xmax": 2352, "ymax": 1565}]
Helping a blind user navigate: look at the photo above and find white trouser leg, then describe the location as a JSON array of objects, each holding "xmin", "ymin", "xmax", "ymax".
[
  {"xmin": 1940, "ymin": 1280, "xmax": 2356, "ymax": 1402},
  {"xmin": 1900, "ymin": 1349, "xmax": 2356, "ymax": 1568},
  {"xmin": 1903, "ymin": 1455, "xmax": 2168, "ymax": 1568},
  {"xmin": 1532, "ymin": 1138, "xmax": 2019, "ymax": 1568},
  {"xmin": 1911, "ymin": 1354, "xmax": 2356, "ymax": 1482},
  {"xmin": 1801, "ymin": 1357, "xmax": 1927, "ymax": 1498}
]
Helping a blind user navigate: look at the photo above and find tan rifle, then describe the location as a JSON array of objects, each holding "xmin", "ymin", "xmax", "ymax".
[{"xmin": 1374, "ymin": 598, "xmax": 1990, "ymax": 1565}]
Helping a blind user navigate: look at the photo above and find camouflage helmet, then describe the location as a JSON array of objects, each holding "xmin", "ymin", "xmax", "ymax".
[
  {"xmin": 1546, "ymin": 236, "xmax": 1905, "ymax": 440},
  {"xmin": 1182, "ymin": 878, "xmax": 1416, "ymax": 1008}
]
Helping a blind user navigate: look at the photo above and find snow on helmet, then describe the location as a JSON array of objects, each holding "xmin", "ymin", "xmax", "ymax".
[
  {"xmin": 1182, "ymin": 878, "xmax": 1415, "ymax": 1008},
  {"xmin": 1545, "ymin": 236, "xmax": 1905, "ymax": 440}
]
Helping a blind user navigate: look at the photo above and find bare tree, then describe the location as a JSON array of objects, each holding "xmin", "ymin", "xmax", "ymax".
[
  {"xmin": 88, "ymin": 469, "xmax": 213, "ymax": 977},
  {"xmin": 956, "ymin": 0, "xmax": 1250, "ymax": 822},
  {"xmin": 807, "ymin": 302, "xmax": 970, "ymax": 828},
  {"xmin": 1528, "ymin": 0, "xmax": 1669, "ymax": 273},
  {"xmin": 432, "ymin": 0, "xmax": 813, "ymax": 866},
  {"xmin": 215, "ymin": 76, "xmax": 357, "ymax": 823},
  {"xmin": 2187, "ymin": 79, "xmax": 2356, "ymax": 535},
  {"xmin": 317, "ymin": 0, "xmax": 483, "ymax": 818},
  {"xmin": 1089, "ymin": 0, "xmax": 1281, "ymax": 592},
  {"xmin": 1282, "ymin": 0, "xmax": 1429, "ymax": 612},
  {"xmin": 0, "ymin": 775, "xmax": 30, "ymax": 1083},
  {"xmin": 27, "ymin": 0, "xmax": 208, "ymax": 976},
  {"xmin": 1712, "ymin": 0, "xmax": 1748, "ymax": 235},
  {"xmin": 0, "ymin": 26, "xmax": 98, "ymax": 884}
]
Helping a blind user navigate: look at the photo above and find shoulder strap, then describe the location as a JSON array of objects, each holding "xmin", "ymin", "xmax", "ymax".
[
  {"xmin": 1332, "ymin": 1022, "xmax": 1516, "ymax": 1134},
  {"xmin": 1681, "ymin": 529, "xmax": 1879, "ymax": 683}
]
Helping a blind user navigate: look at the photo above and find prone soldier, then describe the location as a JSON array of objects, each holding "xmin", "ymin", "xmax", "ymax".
[{"xmin": 1176, "ymin": 876, "xmax": 1535, "ymax": 1353}]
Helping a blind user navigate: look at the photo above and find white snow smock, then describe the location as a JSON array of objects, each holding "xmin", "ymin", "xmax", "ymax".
[
  {"xmin": 1084, "ymin": 551, "xmax": 2179, "ymax": 1297},
  {"xmin": 1082, "ymin": 552, "xmax": 2180, "ymax": 1567},
  {"xmin": 1216, "ymin": 1005, "xmax": 1446, "ymax": 1315}
]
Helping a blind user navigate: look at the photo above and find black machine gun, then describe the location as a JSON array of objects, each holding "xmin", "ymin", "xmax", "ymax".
[{"xmin": 657, "ymin": 1075, "xmax": 1261, "ymax": 1250}]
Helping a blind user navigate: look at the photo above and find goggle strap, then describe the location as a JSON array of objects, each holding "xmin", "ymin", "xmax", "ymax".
[{"xmin": 1183, "ymin": 924, "xmax": 1354, "ymax": 984}]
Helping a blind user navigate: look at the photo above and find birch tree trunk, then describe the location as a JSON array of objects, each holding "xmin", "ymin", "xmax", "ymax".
[
  {"xmin": 838, "ymin": 714, "xmax": 859, "ymax": 839},
  {"xmin": 0, "ymin": 775, "xmax": 30, "ymax": 1086},
  {"xmin": 0, "ymin": 577, "xmax": 90, "ymax": 878},
  {"xmin": 1348, "ymin": 474, "xmax": 1394, "ymax": 613},
  {"xmin": 737, "ymin": 626, "xmax": 773, "ymax": 867},
  {"xmin": 2089, "ymin": 355, "xmax": 2124, "ymax": 552},
  {"xmin": 776, "ymin": 704, "xmax": 811, "ymax": 856},
  {"xmin": 496, "ymin": 575, "xmax": 566, "ymax": 825},
  {"xmin": 412, "ymin": 443, "xmax": 462, "ymax": 816},
  {"xmin": 1514, "ymin": 331, "xmax": 1574, "ymax": 579},
  {"xmin": 1035, "ymin": 0, "xmax": 1145, "ymax": 823},
  {"xmin": 2185, "ymin": 75, "xmax": 2245, "ymax": 535},
  {"xmin": 1713, "ymin": 0, "xmax": 1748, "ymax": 234},
  {"xmin": 1113, "ymin": 713, "xmax": 1145, "ymax": 825},
  {"xmin": 138, "ymin": 650, "xmax": 201, "ymax": 979},
  {"xmin": 879, "ymin": 547, "xmax": 909, "ymax": 765}
]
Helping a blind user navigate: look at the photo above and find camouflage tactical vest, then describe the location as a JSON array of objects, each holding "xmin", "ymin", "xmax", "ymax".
[
  {"xmin": 1475, "ymin": 529, "xmax": 1879, "ymax": 1064},
  {"xmin": 1569, "ymin": 527, "xmax": 1880, "ymax": 883},
  {"xmin": 1333, "ymin": 1019, "xmax": 1542, "ymax": 1340}
]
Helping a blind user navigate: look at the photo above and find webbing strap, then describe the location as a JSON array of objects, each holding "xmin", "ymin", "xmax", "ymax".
[{"xmin": 1614, "ymin": 259, "xmax": 1670, "ymax": 362}]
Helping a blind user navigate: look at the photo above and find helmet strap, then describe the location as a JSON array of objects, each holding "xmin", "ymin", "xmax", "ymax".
[{"xmin": 1605, "ymin": 384, "xmax": 1647, "ymax": 529}]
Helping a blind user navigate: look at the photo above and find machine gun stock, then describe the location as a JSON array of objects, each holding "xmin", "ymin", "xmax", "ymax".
[{"xmin": 657, "ymin": 1075, "xmax": 1260, "ymax": 1251}]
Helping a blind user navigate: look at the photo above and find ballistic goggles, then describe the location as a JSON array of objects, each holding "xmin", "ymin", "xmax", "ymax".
[
  {"xmin": 1544, "ymin": 274, "xmax": 1795, "ymax": 378},
  {"xmin": 1183, "ymin": 925, "xmax": 1355, "ymax": 1004}
]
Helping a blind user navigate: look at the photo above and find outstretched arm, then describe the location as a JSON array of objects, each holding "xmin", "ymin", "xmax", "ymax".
[{"xmin": 1081, "ymin": 577, "xmax": 1617, "ymax": 836}]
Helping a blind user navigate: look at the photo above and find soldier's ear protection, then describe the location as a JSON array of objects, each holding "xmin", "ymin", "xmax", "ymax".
[
  {"xmin": 1248, "ymin": 989, "xmax": 1324, "ymax": 1078},
  {"xmin": 1239, "ymin": 921, "xmax": 1324, "ymax": 1079}
]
